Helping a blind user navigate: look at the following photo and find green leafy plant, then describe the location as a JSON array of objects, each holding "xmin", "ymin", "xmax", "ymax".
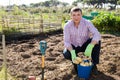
[{"xmin": 92, "ymin": 12, "xmax": 120, "ymax": 32}]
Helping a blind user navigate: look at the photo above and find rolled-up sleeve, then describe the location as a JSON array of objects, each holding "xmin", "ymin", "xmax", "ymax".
[
  {"xmin": 63, "ymin": 25, "xmax": 72, "ymax": 48},
  {"xmin": 87, "ymin": 21, "xmax": 101, "ymax": 42}
]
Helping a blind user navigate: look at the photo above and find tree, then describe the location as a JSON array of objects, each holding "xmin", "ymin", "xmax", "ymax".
[
  {"xmin": 43, "ymin": 1, "xmax": 50, "ymax": 7},
  {"xmin": 72, "ymin": 0, "xmax": 83, "ymax": 6},
  {"xmin": 61, "ymin": 2, "xmax": 69, "ymax": 7},
  {"xmin": 75, "ymin": 0, "xmax": 120, "ymax": 9},
  {"xmin": 49, "ymin": 0, "xmax": 60, "ymax": 6},
  {"xmin": 108, "ymin": 0, "xmax": 118, "ymax": 9},
  {"xmin": 118, "ymin": 0, "xmax": 120, "ymax": 4}
]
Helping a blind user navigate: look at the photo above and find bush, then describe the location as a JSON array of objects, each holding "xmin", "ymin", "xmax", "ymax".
[{"xmin": 92, "ymin": 12, "xmax": 120, "ymax": 32}]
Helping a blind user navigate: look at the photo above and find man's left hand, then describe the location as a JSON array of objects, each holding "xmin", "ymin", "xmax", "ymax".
[{"xmin": 84, "ymin": 44, "xmax": 94, "ymax": 57}]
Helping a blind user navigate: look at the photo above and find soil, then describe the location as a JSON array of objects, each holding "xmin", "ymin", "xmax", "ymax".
[{"xmin": 0, "ymin": 30, "xmax": 120, "ymax": 80}]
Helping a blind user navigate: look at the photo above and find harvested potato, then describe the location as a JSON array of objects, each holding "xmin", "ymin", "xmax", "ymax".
[
  {"xmin": 89, "ymin": 62, "xmax": 92, "ymax": 66},
  {"xmin": 84, "ymin": 62, "xmax": 89, "ymax": 66},
  {"xmin": 80, "ymin": 62, "xmax": 86, "ymax": 66},
  {"xmin": 79, "ymin": 60, "xmax": 93, "ymax": 66},
  {"xmin": 76, "ymin": 57, "xmax": 82, "ymax": 63},
  {"xmin": 73, "ymin": 59, "xmax": 80, "ymax": 64}
]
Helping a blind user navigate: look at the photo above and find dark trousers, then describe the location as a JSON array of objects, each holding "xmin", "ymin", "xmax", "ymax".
[{"xmin": 63, "ymin": 38, "xmax": 101, "ymax": 65}]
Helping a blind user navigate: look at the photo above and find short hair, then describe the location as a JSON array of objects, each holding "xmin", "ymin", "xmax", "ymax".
[{"xmin": 70, "ymin": 7, "xmax": 82, "ymax": 14}]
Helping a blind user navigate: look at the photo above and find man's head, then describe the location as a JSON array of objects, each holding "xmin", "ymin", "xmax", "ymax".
[
  {"xmin": 70, "ymin": 7, "xmax": 82, "ymax": 24},
  {"xmin": 70, "ymin": 7, "xmax": 82, "ymax": 14}
]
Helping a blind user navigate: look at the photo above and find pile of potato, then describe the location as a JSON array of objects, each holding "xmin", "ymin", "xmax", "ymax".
[{"xmin": 73, "ymin": 57, "xmax": 92, "ymax": 66}]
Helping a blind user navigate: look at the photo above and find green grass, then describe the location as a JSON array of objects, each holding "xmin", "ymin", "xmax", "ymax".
[{"xmin": 0, "ymin": 66, "xmax": 17, "ymax": 80}]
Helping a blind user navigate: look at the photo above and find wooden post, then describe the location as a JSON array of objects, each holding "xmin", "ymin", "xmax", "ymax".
[
  {"xmin": 48, "ymin": 13, "xmax": 50, "ymax": 32},
  {"xmin": 22, "ymin": 16, "xmax": 24, "ymax": 32},
  {"xmin": 33, "ymin": 16, "xmax": 35, "ymax": 30},
  {"xmin": 17, "ymin": 16, "xmax": 19, "ymax": 32},
  {"xmin": 40, "ymin": 14, "xmax": 43, "ymax": 33},
  {"xmin": 2, "ymin": 16, "xmax": 4, "ymax": 34},
  {"xmin": 2, "ymin": 34, "xmax": 7, "ymax": 80}
]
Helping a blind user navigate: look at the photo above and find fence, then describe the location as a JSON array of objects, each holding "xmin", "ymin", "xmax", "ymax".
[{"xmin": 0, "ymin": 14, "xmax": 62, "ymax": 39}]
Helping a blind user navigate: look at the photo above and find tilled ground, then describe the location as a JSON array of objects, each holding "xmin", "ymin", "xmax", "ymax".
[{"xmin": 0, "ymin": 31, "xmax": 120, "ymax": 80}]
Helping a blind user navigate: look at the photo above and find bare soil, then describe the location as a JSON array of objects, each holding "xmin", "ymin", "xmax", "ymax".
[{"xmin": 0, "ymin": 30, "xmax": 120, "ymax": 80}]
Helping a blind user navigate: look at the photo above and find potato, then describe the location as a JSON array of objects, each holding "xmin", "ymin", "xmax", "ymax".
[
  {"xmin": 76, "ymin": 57, "xmax": 82, "ymax": 63},
  {"xmin": 84, "ymin": 62, "xmax": 89, "ymax": 66},
  {"xmin": 89, "ymin": 62, "xmax": 92, "ymax": 66},
  {"xmin": 80, "ymin": 62, "xmax": 86, "ymax": 66},
  {"xmin": 73, "ymin": 59, "xmax": 80, "ymax": 64}
]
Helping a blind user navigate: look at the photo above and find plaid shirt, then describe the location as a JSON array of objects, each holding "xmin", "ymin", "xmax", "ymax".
[{"xmin": 63, "ymin": 18, "xmax": 101, "ymax": 48}]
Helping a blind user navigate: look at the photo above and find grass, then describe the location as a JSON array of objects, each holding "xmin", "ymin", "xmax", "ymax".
[{"xmin": 0, "ymin": 66, "xmax": 17, "ymax": 80}]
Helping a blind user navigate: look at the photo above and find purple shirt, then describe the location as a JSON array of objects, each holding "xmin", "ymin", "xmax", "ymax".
[{"xmin": 63, "ymin": 18, "xmax": 101, "ymax": 48}]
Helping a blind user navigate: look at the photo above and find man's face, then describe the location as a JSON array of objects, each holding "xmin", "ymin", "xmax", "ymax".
[{"xmin": 71, "ymin": 11, "xmax": 82, "ymax": 24}]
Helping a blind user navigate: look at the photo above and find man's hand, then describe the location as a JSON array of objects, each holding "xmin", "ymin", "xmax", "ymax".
[
  {"xmin": 84, "ymin": 44, "xmax": 94, "ymax": 57},
  {"xmin": 70, "ymin": 50, "xmax": 76, "ymax": 61}
]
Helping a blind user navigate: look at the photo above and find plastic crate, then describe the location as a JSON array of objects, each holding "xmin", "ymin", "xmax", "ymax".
[
  {"xmin": 82, "ymin": 15, "xmax": 93, "ymax": 20},
  {"xmin": 91, "ymin": 12, "xmax": 99, "ymax": 17}
]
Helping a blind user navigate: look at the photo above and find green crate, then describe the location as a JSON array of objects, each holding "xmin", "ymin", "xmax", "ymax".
[
  {"xmin": 82, "ymin": 15, "xmax": 93, "ymax": 20},
  {"xmin": 91, "ymin": 12, "xmax": 99, "ymax": 17}
]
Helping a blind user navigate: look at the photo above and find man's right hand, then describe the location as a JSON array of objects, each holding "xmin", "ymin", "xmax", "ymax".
[{"xmin": 70, "ymin": 50, "xmax": 76, "ymax": 61}]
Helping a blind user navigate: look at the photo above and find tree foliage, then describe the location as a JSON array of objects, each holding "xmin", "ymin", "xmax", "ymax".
[
  {"xmin": 72, "ymin": 0, "xmax": 120, "ymax": 9},
  {"xmin": 30, "ymin": 0, "xmax": 68, "ymax": 7}
]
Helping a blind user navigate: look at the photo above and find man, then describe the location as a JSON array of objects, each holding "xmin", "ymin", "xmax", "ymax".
[{"xmin": 63, "ymin": 7, "xmax": 101, "ymax": 75}]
